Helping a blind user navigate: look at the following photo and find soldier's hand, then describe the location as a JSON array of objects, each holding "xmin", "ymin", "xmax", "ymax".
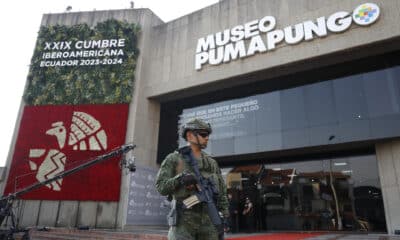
[
  {"xmin": 180, "ymin": 172, "xmax": 197, "ymax": 188},
  {"xmin": 220, "ymin": 213, "xmax": 230, "ymax": 233}
]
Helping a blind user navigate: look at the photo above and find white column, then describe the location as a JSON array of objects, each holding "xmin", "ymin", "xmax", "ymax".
[{"xmin": 376, "ymin": 140, "xmax": 400, "ymax": 234}]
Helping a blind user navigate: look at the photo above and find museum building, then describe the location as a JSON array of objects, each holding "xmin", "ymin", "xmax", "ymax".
[{"xmin": 1, "ymin": 0, "xmax": 400, "ymax": 235}]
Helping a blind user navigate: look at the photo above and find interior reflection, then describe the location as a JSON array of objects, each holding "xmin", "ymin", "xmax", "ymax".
[{"xmin": 223, "ymin": 155, "xmax": 386, "ymax": 233}]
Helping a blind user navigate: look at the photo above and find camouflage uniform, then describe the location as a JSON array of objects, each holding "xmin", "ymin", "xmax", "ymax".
[{"xmin": 156, "ymin": 149, "xmax": 228, "ymax": 240}]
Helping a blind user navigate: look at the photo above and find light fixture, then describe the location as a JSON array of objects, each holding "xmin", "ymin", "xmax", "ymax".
[{"xmin": 334, "ymin": 162, "xmax": 347, "ymax": 166}]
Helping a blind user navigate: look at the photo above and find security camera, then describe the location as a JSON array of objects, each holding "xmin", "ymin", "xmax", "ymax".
[{"xmin": 126, "ymin": 156, "xmax": 136, "ymax": 172}]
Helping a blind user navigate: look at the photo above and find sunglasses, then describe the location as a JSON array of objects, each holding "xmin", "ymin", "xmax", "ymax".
[{"xmin": 196, "ymin": 132, "xmax": 210, "ymax": 138}]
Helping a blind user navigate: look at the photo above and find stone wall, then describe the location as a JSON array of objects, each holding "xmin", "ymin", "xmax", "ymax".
[{"xmin": 144, "ymin": 0, "xmax": 400, "ymax": 101}]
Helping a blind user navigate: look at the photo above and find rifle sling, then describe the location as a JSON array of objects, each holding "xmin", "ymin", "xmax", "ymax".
[{"xmin": 187, "ymin": 151, "xmax": 203, "ymax": 182}]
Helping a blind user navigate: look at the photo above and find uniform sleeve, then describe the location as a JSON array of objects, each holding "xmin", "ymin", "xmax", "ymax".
[
  {"xmin": 213, "ymin": 160, "xmax": 229, "ymax": 217},
  {"xmin": 155, "ymin": 153, "xmax": 182, "ymax": 196}
]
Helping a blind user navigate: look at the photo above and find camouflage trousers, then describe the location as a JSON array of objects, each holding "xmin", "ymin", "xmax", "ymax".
[{"xmin": 168, "ymin": 205, "xmax": 218, "ymax": 240}]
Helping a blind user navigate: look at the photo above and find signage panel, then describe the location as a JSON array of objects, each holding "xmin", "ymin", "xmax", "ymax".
[
  {"xmin": 195, "ymin": 3, "xmax": 381, "ymax": 70},
  {"xmin": 126, "ymin": 166, "xmax": 169, "ymax": 225}
]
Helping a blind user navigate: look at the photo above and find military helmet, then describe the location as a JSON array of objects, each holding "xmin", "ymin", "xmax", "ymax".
[{"xmin": 180, "ymin": 118, "xmax": 212, "ymax": 140}]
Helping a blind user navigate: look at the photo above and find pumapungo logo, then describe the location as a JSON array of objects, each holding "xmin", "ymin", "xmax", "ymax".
[{"xmin": 353, "ymin": 3, "xmax": 380, "ymax": 26}]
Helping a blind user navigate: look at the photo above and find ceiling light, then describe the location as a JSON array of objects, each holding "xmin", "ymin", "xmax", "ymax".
[{"xmin": 334, "ymin": 162, "xmax": 347, "ymax": 166}]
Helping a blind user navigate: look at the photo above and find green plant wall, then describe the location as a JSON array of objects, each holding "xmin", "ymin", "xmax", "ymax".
[{"xmin": 24, "ymin": 19, "xmax": 140, "ymax": 105}]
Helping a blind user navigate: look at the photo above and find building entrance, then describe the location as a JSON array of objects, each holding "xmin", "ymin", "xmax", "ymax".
[{"xmin": 223, "ymin": 154, "xmax": 386, "ymax": 233}]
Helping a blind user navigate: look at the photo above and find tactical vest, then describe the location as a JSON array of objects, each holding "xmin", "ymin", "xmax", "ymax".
[{"xmin": 171, "ymin": 151, "xmax": 221, "ymax": 201}]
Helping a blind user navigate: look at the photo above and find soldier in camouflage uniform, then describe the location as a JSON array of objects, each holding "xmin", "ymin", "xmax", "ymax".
[{"xmin": 156, "ymin": 118, "xmax": 229, "ymax": 240}]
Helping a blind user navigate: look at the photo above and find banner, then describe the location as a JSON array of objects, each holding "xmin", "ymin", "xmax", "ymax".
[
  {"xmin": 3, "ymin": 19, "xmax": 139, "ymax": 201},
  {"xmin": 3, "ymin": 104, "xmax": 129, "ymax": 201}
]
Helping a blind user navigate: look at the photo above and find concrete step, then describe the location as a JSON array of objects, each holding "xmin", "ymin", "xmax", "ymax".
[{"xmin": 25, "ymin": 228, "xmax": 167, "ymax": 240}]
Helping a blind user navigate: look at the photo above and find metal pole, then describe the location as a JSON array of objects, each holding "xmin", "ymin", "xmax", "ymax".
[{"xmin": 2, "ymin": 144, "xmax": 135, "ymax": 200}]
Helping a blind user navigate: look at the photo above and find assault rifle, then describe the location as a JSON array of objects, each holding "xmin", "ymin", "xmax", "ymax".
[
  {"xmin": 0, "ymin": 144, "xmax": 136, "ymax": 240},
  {"xmin": 179, "ymin": 146, "xmax": 225, "ymax": 240}
]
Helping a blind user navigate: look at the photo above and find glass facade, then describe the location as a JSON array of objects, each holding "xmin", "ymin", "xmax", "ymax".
[
  {"xmin": 179, "ymin": 65, "xmax": 400, "ymax": 157},
  {"xmin": 157, "ymin": 53, "xmax": 400, "ymax": 234},
  {"xmin": 223, "ymin": 154, "xmax": 386, "ymax": 232}
]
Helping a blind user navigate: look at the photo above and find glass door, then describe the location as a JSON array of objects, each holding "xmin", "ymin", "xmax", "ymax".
[{"xmin": 223, "ymin": 154, "xmax": 386, "ymax": 233}]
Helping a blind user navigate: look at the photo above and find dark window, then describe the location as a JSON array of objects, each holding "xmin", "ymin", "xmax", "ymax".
[{"xmin": 304, "ymin": 81, "xmax": 337, "ymax": 127}]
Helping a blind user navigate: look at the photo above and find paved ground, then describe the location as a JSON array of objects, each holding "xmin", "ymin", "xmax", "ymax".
[
  {"xmin": 10, "ymin": 228, "xmax": 400, "ymax": 240},
  {"xmin": 225, "ymin": 233, "xmax": 400, "ymax": 240},
  {"xmin": 306, "ymin": 234, "xmax": 400, "ymax": 240}
]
